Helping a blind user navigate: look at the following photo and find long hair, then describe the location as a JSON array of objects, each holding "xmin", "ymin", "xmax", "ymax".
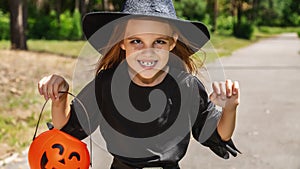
[
  {"xmin": 95, "ymin": 18, "xmax": 205, "ymax": 75},
  {"xmin": 95, "ymin": 20, "xmax": 127, "ymax": 73}
]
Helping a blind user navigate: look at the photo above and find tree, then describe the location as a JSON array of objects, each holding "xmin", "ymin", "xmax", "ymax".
[
  {"xmin": 9, "ymin": 0, "xmax": 28, "ymax": 50},
  {"xmin": 207, "ymin": 0, "xmax": 218, "ymax": 32},
  {"xmin": 80, "ymin": 0, "xmax": 90, "ymax": 19},
  {"xmin": 173, "ymin": 0, "xmax": 206, "ymax": 21},
  {"xmin": 102, "ymin": 0, "xmax": 109, "ymax": 10},
  {"xmin": 282, "ymin": 0, "xmax": 300, "ymax": 26}
]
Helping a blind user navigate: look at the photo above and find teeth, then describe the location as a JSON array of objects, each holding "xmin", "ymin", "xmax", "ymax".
[{"xmin": 139, "ymin": 61, "xmax": 156, "ymax": 67}]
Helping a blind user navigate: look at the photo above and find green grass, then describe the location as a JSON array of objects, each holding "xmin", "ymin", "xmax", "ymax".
[
  {"xmin": 211, "ymin": 34, "xmax": 253, "ymax": 57},
  {"xmin": 28, "ymin": 40, "xmax": 86, "ymax": 58},
  {"xmin": 0, "ymin": 110, "xmax": 51, "ymax": 149},
  {"xmin": 255, "ymin": 26, "xmax": 300, "ymax": 38},
  {"xmin": 0, "ymin": 36, "xmax": 254, "ymax": 63},
  {"xmin": 0, "ymin": 87, "xmax": 52, "ymax": 150},
  {"xmin": 1, "ymin": 26, "xmax": 299, "ymax": 59},
  {"xmin": 0, "ymin": 40, "xmax": 86, "ymax": 58},
  {"xmin": 0, "ymin": 40, "xmax": 9, "ymax": 49}
]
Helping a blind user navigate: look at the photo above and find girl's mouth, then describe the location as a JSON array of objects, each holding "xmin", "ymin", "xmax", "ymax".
[{"xmin": 137, "ymin": 60, "xmax": 158, "ymax": 69}]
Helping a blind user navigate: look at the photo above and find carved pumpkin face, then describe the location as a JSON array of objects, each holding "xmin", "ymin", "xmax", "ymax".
[{"xmin": 28, "ymin": 128, "xmax": 90, "ymax": 169}]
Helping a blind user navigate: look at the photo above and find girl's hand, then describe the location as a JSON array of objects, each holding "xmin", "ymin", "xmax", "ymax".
[
  {"xmin": 209, "ymin": 80, "xmax": 240, "ymax": 111},
  {"xmin": 38, "ymin": 74, "xmax": 69, "ymax": 101}
]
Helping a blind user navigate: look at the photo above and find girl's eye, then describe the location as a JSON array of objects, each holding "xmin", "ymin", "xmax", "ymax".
[
  {"xmin": 155, "ymin": 40, "xmax": 167, "ymax": 44},
  {"xmin": 130, "ymin": 40, "xmax": 142, "ymax": 44}
]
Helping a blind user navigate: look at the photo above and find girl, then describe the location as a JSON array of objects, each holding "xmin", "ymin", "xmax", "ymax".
[{"xmin": 38, "ymin": 0, "xmax": 240, "ymax": 168}]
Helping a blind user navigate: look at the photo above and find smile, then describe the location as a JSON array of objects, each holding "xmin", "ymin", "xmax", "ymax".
[{"xmin": 138, "ymin": 60, "xmax": 158, "ymax": 68}]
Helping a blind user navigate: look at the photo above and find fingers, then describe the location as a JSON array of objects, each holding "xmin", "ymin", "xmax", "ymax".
[
  {"xmin": 212, "ymin": 82, "xmax": 221, "ymax": 95},
  {"xmin": 212, "ymin": 80, "xmax": 239, "ymax": 99},
  {"xmin": 211, "ymin": 80, "xmax": 240, "ymax": 108},
  {"xmin": 226, "ymin": 80, "xmax": 233, "ymax": 97},
  {"xmin": 232, "ymin": 81, "xmax": 239, "ymax": 96},
  {"xmin": 38, "ymin": 75, "xmax": 69, "ymax": 101},
  {"xmin": 38, "ymin": 76, "xmax": 51, "ymax": 100},
  {"xmin": 212, "ymin": 81, "xmax": 226, "ymax": 100}
]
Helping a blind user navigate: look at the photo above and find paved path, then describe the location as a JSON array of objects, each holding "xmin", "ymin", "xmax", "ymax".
[
  {"xmin": 1, "ymin": 33, "xmax": 300, "ymax": 169},
  {"xmin": 181, "ymin": 33, "xmax": 300, "ymax": 169}
]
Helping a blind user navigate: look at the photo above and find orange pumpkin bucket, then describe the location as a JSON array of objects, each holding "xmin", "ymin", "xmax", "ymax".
[
  {"xmin": 28, "ymin": 92, "xmax": 91, "ymax": 169},
  {"xmin": 28, "ymin": 128, "xmax": 90, "ymax": 169}
]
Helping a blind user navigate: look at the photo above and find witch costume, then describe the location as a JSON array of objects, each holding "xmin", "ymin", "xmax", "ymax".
[{"xmin": 61, "ymin": 0, "xmax": 240, "ymax": 169}]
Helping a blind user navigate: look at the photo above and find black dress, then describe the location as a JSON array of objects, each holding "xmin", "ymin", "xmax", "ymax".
[{"xmin": 61, "ymin": 62, "xmax": 240, "ymax": 169}]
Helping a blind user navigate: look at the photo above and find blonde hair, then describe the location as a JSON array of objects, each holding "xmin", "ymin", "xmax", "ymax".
[{"xmin": 95, "ymin": 18, "xmax": 205, "ymax": 75}]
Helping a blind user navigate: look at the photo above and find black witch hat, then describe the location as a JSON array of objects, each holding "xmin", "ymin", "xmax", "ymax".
[{"xmin": 82, "ymin": 0, "xmax": 210, "ymax": 55}]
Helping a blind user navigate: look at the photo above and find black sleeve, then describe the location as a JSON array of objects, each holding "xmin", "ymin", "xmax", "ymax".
[
  {"xmin": 61, "ymin": 71, "xmax": 105, "ymax": 140},
  {"xmin": 60, "ymin": 103, "xmax": 88, "ymax": 140},
  {"xmin": 201, "ymin": 129, "xmax": 241, "ymax": 159},
  {"xmin": 191, "ymin": 77, "xmax": 241, "ymax": 159}
]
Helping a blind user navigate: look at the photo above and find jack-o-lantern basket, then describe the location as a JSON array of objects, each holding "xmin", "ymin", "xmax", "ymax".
[
  {"xmin": 28, "ymin": 128, "xmax": 90, "ymax": 169},
  {"xmin": 28, "ymin": 92, "xmax": 91, "ymax": 169}
]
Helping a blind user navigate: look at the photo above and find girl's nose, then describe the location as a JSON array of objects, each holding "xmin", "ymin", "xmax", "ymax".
[{"xmin": 141, "ymin": 48, "xmax": 156, "ymax": 57}]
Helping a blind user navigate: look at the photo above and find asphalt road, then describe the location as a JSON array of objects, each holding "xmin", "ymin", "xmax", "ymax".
[{"xmin": 1, "ymin": 33, "xmax": 300, "ymax": 169}]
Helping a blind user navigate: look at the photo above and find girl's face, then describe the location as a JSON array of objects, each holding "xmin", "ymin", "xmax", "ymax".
[{"xmin": 120, "ymin": 19, "xmax": 178, "ymax": 85}]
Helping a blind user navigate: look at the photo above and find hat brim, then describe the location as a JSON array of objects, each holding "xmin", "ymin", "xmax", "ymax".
[{"xmin": 82, "ymin": 12, "xmax": 210, "ymax": 54}]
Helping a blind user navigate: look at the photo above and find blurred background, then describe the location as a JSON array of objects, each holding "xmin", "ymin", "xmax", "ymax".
[
  {"xmin": 0, "ymin": 0, "xmax": 299, "ymax": 50},
  {"xmin": 0, "ymin": 0, "xmax": 299, "ymax": 168}
]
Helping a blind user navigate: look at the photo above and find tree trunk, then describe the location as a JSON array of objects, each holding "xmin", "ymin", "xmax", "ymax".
[
  {"xmin": 207, "ymin": 0, "xmax": 218, "ymax": 32},
  {"xmin": 236, "ymin": 0, "xmax": 243, "ymax": 27},
  {"xmin": 56, "ymin": 0, "xmax": 61, "ymax": 24},
  {"xmin": 251, "ymin": 0, "xmax": 259, "ymax": 21},
  {"xmin": 80, "ymin": 0, "xmax": 90, "ymax": 18},
  {"xmin": 102, "ymin": 0, "xmax": 109, "ymax": 10},
  {"xmin": 212, "ymin": 0, "xmax": 218, "ymax": 32},
  {"xmin": 9, "ymin": 0, "xmax": 28, "ymax": 50},
  {"xmin": 75, "ymin": 0, "xmax": 80, "ymax": 10},
  {"xmin": 268, "ymin": 0, "xmax": 273, "ymax": 9}
]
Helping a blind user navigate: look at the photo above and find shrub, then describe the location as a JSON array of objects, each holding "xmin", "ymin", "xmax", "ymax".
[
  {"xmin": 217, "ymin": 15, "xmax": 234, "ymax": 35},
  {"xmin": 69, "ymin": 9, "xmax": 82, "ymax": 40},
  {"xmin": 0, "ymin": 11, "xmax": 9, "ymax": 40},
  {"xmin": 28, "ymin": 10, "xmax": 82, "ymax": 40},
  {"xmin": 233, "ymin": 21, "xmax": 255, "ymax": 40},
  {"xmin": 58, "ymin": 10, "xmax": 73, "ymax": 39},
  {"xmin": 28, "ymin": 11, "xmax": 58, "ymax": 39},
  {"xmin": 218, "ymin": 15, "xmax": 233, "ymax": 31}
]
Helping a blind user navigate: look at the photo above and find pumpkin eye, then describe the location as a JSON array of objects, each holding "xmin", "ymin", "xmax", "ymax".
[
  {"xmin": 69, "ymin": 152, "xmax": 81, "ymax": 161},
  {"xmin": 40, "ymin": 152, "xmax": 48, "ymax": 168},
  {"xmin": 52, "ymin": 144, "xmax": 64, "ymax": 155}
]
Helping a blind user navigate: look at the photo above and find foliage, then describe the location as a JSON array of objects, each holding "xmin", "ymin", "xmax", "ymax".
[
  {"xmin": 27, "ymin": 11, "xmax": 57, "ymax": 39},
  {"xmin": 281, "ymin": 0, "xmax": 300, "ymax": 26},
  {"xmin": 0, "ymin": 0, "xmax": 8, "ymax": 13},
  {"xmin": 28, "ymin": 10, "xmax": 82, "ymax": 40},
  {"xmin": 217, "ymin": 15, "xmax": 234, "ymax": 34},
  {"xmin": 69, "ymin": 9, "xmax": 82, "ymax": 39},
  {"xmin": 173, "ymin": 0, "xmax": 207, "ymax": 22},
  {"xmin": 253, "ymin": 0, "xmax": 300, "ymax": 26},
  {"xmin": 233, "ymin": 18, "xmax": 255, "ymax": 39},
  {"xmin": 257, "ymin": 26, "xmax": 300, "ymax": 35},
  {"xmin": 0, "ymin": 11, "xmax": 9, "ymax": 40},
  {"xmin": 1, "ymin": 0, "xmax": 300, "ymax": 42}
]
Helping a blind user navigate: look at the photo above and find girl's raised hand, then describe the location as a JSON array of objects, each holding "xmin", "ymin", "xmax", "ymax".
[
  {"xmin": 209, "ymin": 80, "xmax": 240, "ymax": 111},
  {"xmin": 38, "ymin": 74, "xmax": 69, "ymax": 101}
]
